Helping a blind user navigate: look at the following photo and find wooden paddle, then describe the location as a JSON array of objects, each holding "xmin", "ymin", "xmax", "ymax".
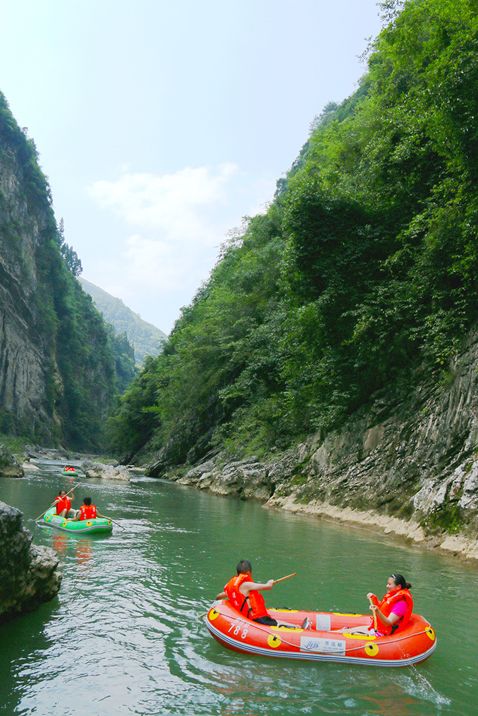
[
  {"xmin": 273, "ymin": 572, "xmax": 297, "ymax": 585},
  {"xmin": 368, "ymin": 595, "xmax": 378, "ymax": 632},
  {"xmin": 97, "ymin": 512, "xmax": 125, "ymax": 530},
  {"xmin": 34, "ymin": 482, "xmax": 82, "ymax": 523}
]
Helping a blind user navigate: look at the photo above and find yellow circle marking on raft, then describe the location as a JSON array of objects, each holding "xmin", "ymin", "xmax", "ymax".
[
  {"xmin": 365, "ymin": 643, "xmax": 379, "ymax": 657},
  {"xmin": 425, "ymin": 626, "xmax": 436, "ymax": 641},
  {"xmin": 267, "ymin": 634, "xmax": 281, "ymax": 648},
  {"xmin": 208, "ymin": 609, "xmax": 219, "ymax": 621},
  {"xmin": 62, "ymin": 520, "xmax": 68, "ymax": 527},
  {"xmin": 86, "ymin": 521, "xmax": 93, "ymax": 527}
]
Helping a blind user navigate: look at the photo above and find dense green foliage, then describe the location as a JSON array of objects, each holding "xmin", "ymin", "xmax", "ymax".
[
  {"xmin": 80, "ymin": 278, "xmax": 166, "ymax": 365},
  {"xmin": 109, "ymin": 0, "xmax": 478, "ymax": 464},
  {"xmin": 0, "ymin": 92, "xmax": 135, "ymax": 448},
  {"xmin": 109, "ymin": 329, "xmax": 137, "ymax": 393}
]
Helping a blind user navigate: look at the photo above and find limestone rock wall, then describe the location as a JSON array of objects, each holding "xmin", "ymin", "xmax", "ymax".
[{"xmin": 0, "ymin": 143, "xmax": 57, "ymax": 438}]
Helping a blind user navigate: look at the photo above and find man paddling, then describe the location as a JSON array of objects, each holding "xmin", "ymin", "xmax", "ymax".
[{"xmin": 217, "ymin": 560, "xmax": 300, "ymax": 627}]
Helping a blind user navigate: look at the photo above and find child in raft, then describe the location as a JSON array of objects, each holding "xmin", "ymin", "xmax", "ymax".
[{"xmin": 337, "ymin": 573, "xmax": 414, "ymax": 636}]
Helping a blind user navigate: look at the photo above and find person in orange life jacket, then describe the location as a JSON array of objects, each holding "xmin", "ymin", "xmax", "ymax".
[
  {"xmin": 73, "ymin": 497, "xmax": 97, "ymax": 521},
  {"xmin": 216, "ymin": 560, "xmax": 298, "ymax": 627},
  {"xmin": 54, "ymin": 490, "xmax": 73, "ymax": 518},
  {"xmin": 338, "ymin": 573, "xmax": 413, "ymax": 635}
]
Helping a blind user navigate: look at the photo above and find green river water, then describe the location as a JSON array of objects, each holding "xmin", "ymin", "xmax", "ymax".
[{"xmin": 0, "ymin": 464, "xmax": 477, "ymax": 716}]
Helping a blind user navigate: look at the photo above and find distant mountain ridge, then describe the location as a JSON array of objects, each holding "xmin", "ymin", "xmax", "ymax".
[{"xmin": 80, "ymin": 278, "xmax": 166, "ymax": 365}]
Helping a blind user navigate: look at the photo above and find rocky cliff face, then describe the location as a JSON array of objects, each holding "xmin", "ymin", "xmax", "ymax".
[
  {"xmin": 0, "ymin": 501, "xmax": 61, "ymax": 621},
  {"xmin": 0, "ymin": 93, "xmax": 119, "ymax": 447},
  {"xmin": 0, "ymin": 129, "xmax": 57, "ymax": 438},
  {"xmin": 154, "ymin": 329, "xmax": 478, "ymax": 559}
]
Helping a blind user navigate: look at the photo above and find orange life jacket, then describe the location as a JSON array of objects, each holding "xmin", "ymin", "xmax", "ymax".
[
  {"xmin": 224, "ymin": 572, "xmax": 269, "ymax": 621},
  {"xmin": 370, "ymin": 587, "xmax": 414, "ymax": 635},
  {"xmin": 79, "ymin": 504, "xmax": 97, "ymax": 520}
]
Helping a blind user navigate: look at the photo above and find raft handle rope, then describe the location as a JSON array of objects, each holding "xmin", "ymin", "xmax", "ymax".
[{"xmin": 205, "ymin": 609, "xmax": 433, "ymax": 654}]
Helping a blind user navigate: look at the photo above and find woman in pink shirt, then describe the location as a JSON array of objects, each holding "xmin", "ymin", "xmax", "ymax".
[{"xmin": 337, "ymin": 573, "xmax": 413, "ymax": 635}]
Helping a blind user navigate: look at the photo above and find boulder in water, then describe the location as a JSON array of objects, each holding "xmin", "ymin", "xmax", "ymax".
[
  {"xmin": 0, "ymin": 444, "xmax": 24, "ymax": 478},
  {"xmin": 0, "ymin": 501, "xmax": 61, "ymax": 622},
  {"xmin": 81, "ymin": 460, "xmax": 131, "ymax": 481}
]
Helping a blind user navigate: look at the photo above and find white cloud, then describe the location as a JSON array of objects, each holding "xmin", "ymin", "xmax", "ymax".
[
  {"xmin": 89, "ymin": 163, "xmax": 238, "ymax": 245},
  {"xmin": 87, "ymin": 163, "xmax": 274, "ymax": 332}
]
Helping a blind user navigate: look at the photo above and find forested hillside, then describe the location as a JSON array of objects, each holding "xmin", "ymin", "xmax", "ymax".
[
  {"xmin": 109, "ymin": 0, "xmax": 478, "ymax": 467},
  {"xmin": 0, "ymin": 93, "xmax": 134, "ymax": 448},
  {"xmin": 80, "ymin": 278, "xmax": 166, "ymax": 365}
]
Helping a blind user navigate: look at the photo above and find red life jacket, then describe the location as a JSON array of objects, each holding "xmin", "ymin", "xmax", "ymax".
[
  {"xmin": 79, "ymin": 504, "xmax": 97, "ymax": 520},
  {"xmin": 224, "ymin": 572, "xmax": 269, "ymax": 620},
  {"xmin": 55, "ymin": 496, "xmax": 71, "ymax": 514},
  {"xmin": 370, "ymin": 587, "xmax": 414, "ymax": 635}
]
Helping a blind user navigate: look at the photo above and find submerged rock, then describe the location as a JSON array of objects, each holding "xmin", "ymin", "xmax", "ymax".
[
  {"xmin": 0, "ymin": 444, "xmax": 24, "ymax": 478},
  {"xmin": 0, "ymin": 501, "xmax": 61, "ymax": 622}
]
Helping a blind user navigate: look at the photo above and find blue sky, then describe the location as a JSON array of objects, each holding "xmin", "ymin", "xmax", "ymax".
[{"xmin": 0, "ymin": 0, "xmax": 382, "ymax": 333}]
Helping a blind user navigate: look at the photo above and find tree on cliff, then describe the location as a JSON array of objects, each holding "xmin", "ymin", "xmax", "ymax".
[{"xmin": 58, "ymin": 218, "xmax": 83, "ymax": 277}]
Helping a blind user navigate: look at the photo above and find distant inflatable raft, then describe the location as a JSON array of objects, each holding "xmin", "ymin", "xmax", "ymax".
[
  {"xmin": 205, "ymin": 600, "xmax": 436, "ymax": 667},
  {"xmin": 41, "ymin": 507, "xmax": 113, "ymax": 535}
]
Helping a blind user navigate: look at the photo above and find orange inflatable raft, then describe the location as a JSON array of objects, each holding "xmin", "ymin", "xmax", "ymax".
[{"xmin": 205, "ymin": 600, "xmax": 436, "ymax": 667}]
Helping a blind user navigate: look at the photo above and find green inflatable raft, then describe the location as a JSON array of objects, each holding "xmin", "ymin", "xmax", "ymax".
[
  {"xmin": 41, "ymin": 507, "xmax": 113, "ymax": 534},
  {"xmin": 61, "ymin": 468, "xmax": 78, "ymax": 476}
]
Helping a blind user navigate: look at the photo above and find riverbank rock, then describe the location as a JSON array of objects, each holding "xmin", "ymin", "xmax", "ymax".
[
  {"xmin": 0, "ymin": 444, "xmax": 24, "ymax": 478},
  {"xmin": 81, "ymin": 461, "xmax": 130, "ymax": 481},
  {"xmin": 175, "ymin": 457, "xmax": 273, "ymax": 500},
  {"xmin": 0, "ymin": 501, "xmax": 61, "ymax": 622},
  {"xmin": 148, "ymin": 329, "xmax": 478, "ymax": 559}
]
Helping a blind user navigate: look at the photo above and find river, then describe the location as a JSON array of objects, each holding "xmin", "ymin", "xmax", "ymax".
[{"xmin": 0, "ymin": 464, "xmax": 477, "ymax": 715}]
